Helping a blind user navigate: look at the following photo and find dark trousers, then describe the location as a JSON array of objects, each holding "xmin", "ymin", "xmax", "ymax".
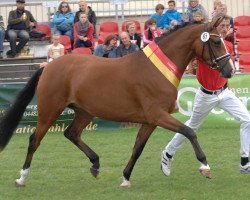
[
  {"xmin": 0, "ymin": 29, "xmax": 5, "ymax": 52},
  {"xmin": 75, "ymin": 39, "xmax": 92, "ymax": 48},
  {"xmin": 7, "ymin": 29, "xmax": 29, "ymax": 56}
]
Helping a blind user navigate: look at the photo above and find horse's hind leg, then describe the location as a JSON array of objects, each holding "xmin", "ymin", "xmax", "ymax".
[
  {"xmin": 15, "ymin": 105, "xmax": 65, "ymax": 187},
  {"xmin": 121, "ymin": 124, "xmax": 156, "ymax": 187},
  {"xmin": 156, "ymin": 112, "xmax": 210, "ymax": 178},
  {"xmin": 63, "ymin": 109, "xmax": 100, "ymax": 178}
]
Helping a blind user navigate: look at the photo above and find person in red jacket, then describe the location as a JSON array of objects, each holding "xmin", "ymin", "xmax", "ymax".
[
  {"xmin": 73, "ymin": 12, "xmax": 94, "ymax": 49},
  {"xmin": 161, "ymin": 15, "xmax": 250, "ymax": 176}
]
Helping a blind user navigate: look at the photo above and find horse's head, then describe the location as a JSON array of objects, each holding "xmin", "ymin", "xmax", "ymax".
[{"xmin": 195, "ymin": 14, "xmax": 234, "ymax": 78}]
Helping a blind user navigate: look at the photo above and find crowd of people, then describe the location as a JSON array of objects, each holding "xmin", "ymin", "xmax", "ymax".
[
  {"xmin": 0, "ymin": 0, "xmax": 97, "ymax": 59},
  {"xmin": 0, "ymin": 0, "xmax": 236, "ymax": 60}
]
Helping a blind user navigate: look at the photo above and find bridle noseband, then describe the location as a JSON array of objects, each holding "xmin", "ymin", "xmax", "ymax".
[{"xmin": 201, "ymin": 23, "xmax": 231, "ymax": 71}]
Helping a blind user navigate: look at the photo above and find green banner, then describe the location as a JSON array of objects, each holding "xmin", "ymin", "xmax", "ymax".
[
  {"xmin": 175, "ymin": 74, "xmax": 250, "ymax": 121},
  {"xmin": 0, "ymin": 74, "xmax": 250, "ymax": 133}
]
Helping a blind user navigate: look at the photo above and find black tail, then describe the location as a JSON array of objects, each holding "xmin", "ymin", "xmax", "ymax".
[{"xmin": 0, "ymin": 67, "xmax": 44, "ymax": 151}]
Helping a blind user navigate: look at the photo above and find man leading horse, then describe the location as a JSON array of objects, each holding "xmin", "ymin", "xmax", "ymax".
[{"xmin": 161, "ymin": 15, "xmax": 250, "ymax": 177}]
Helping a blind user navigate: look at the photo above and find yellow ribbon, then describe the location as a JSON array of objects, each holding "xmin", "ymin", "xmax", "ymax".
[{"xmin": 143, "ymin": 45, "xmax": 180, "ymax": 89}]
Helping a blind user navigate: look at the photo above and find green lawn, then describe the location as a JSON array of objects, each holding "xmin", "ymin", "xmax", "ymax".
[{"xmin": 0, "ymin": 116, "xmax": 250, "ymax": 200}]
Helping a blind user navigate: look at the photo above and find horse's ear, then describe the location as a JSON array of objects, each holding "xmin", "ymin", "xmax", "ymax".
[{"xmin": 209, "ymin": 14, "xmax": 225, "ymax": 30}]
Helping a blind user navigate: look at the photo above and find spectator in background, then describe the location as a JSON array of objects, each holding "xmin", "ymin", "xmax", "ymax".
[
  {"xmin": 125, "ymin": 22, "xmax": 142, "ymax": 49},
  {"xmin": 74, "ymin": 12, "xmax": 94, "ymax": 49},
  {"xmin": 0, "ymin": 15, "xmax": 5, "ymax": 59},
  {"xmin": 150, "ymin": 3, "xmax": 165, "ymax": 30},
  {"xmin": 183, "ymin": 0, "xmax": 208, "ymax": 23},
  {"xmin": 40, "ymin": 34, "xmax": 64, "ymax": 68},
  {"xmin": 214, "ymin": 4, "xmax": 234, "ymax": 44},
  {"xmin": 163, "ymin": 0, "xmax": 181, "ymax": 30},
  {"xmin": 93, "ymin": 34, "xmax": 118, "ymax": 58},
  {"xmin": 211, "ymin": 0, "xmax": 222, "ymax": 18},
  {"xmin": 6, "ymin": 0, "xmax": 37, "ymax": 58},
  {"xmin": 117, "ymin": 32, "xmax": 139, "ymax": 57},
  {"xmin": 74, "ymin": 0, "xmax": 97, "ymax": 37},
  {"xmin": 48, "ymin": 34, "xmax": 64, "ymax": 62},
  {"xmin": 192, "ymin": 11, "xmax": 203, "ymax": 24},
  {"xmin": 143, "ymin": 18, "xmax": 161, "ymax": 47},
  {"xmin": 163, "ymin": 19, "xmax": 178, "ymax": 34},
  {"xmin": 53, "ymin": 1, "xmax": 74, "ymax": 44}
]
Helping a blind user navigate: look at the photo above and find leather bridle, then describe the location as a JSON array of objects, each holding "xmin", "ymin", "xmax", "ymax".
[{"xmin": 201, "ymin": 23, "xmax": 231, "ymax": 71}]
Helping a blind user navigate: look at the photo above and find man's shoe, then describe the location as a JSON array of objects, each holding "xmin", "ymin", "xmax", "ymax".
[
  {"xmin": 6, "ymin": 50, "xmax": 16, "ymax": 58},
  {"xmin": 161, "ymin": 150, "xmax": 172, "ymax": 176},
  {"xmin": 7, "ymin": 54, "xmax": 16, "ymax": 58},
  {"xmin": 240, "ymin": 162, "xmax": 250, "ymax": 173},
  {"xmin": 6, "ymin": 50, "xmax": 12, "ymax": 55},
  {"xmin": 0, "ymin": 52, "xmax": 3, "ymax": 59}
]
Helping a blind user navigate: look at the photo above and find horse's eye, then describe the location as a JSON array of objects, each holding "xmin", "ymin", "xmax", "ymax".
[{"xmin": 212, "ymin": 40, "xmax": 221, "ymax": 46}]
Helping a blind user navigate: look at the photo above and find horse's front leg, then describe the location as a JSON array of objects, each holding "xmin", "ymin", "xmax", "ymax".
[{"xmin": 121, "ymin": 124, "xmax": 156, "ymax": 188}]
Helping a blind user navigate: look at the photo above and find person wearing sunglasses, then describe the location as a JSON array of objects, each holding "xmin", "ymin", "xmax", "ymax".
[{"xmin": 53, "ymin": 1, "xmax": 74, "ymax": 46}]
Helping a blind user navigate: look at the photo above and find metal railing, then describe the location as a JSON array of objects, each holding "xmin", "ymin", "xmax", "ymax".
[{"xmin": 0, "ymin": 62, "xmax": 39, "ymax": 83}]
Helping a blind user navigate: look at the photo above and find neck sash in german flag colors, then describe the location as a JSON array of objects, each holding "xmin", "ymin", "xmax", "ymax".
[{"xmin": 143, "ymin": 41, "xmax": 183, "ymax": 89}]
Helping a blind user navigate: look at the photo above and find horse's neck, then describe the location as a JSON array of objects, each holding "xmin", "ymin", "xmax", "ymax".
[{"xmin": 158, "ymin": 27, "xmax": 199, "ymax": 73}]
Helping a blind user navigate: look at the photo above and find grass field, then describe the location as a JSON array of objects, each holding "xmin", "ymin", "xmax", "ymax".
[{"xmin": 1, "ymin": 116, "xmax": 250, "ymax": 200}]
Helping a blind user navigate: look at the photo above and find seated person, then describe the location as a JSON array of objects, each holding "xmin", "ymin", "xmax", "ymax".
[
  {"xmin": 0, "ymin": 15, "xmax": 5, "ymax": 59},
  {"xmin": 183, "ymin": 0, "xmax": 208, "ymax": 23},
  {"xmin": 143, "ymin": 18, "xmax": 162, "ymax": 47},
  {"xmin": 150, "ymin": 3, "xmax": 165, "ymax": 29},
  {"xmin": 117, "ymin": 32, "xmax": 139, "ymax": 57},
  {"xmin": 211, "ymin": 0, "xmax": 222, "ymax": 18},
  {"xmin": 163, "ymin": 0, "xmax": 181, "ymax": 29},
  {"xmin": 93, "ymin": 34, "xmax": 118, "ymax": 58},
  {"xmin": 163, "ymin": 19, "xmax": 178, "ymax": 33},
  {"xmin": 125, "ymin": 22, "xmax": 141, "ymax": 49},
  {"xmin": 74, "ymin": 12, "xmax": 94, "ymax": 49},
  {"xmin": 6, "ymin": 0, "xmax": 37, "ymax": 58},
  {"xmin": 53, "ymin": 1, "xmax": 74, "ymax": 44},
  {"xmin": 40, "ymin": 34, "xmax": 64, "ymax": 68},
  {"xmin": 192, "ymin": 11, "xmax": 203, "ymax": 24},
  {"xmin": 74, "ymin": 0, "xmax": 97, "ymax": 37},
  {"xmin": 48, "ymin": 34, "xmax": 64, "ymax": 61}
]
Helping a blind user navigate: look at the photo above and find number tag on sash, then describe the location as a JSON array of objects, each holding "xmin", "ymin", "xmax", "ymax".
[{"xmin": 201, "ymin": 32, "xmax": 210, "ymax": 42}]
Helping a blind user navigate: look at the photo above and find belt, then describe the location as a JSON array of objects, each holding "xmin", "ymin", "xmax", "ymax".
[{"xmin": 200, "ymin": 83, "xmax": 227, "ymax": 95}]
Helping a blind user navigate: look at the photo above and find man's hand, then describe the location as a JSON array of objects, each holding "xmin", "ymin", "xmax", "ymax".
[
  {"xmin": 21, "ymin": 14, "xmax": 27, "ymax": 21},
  {"xmin": 29, "ymin": 22, "xmax": 35, "ymax": 27},
  {"xmin": 83, "ymin": 36, "xmax": 88, "ymax": 41}
]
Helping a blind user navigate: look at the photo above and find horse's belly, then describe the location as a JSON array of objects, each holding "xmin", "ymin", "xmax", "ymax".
[{"xmin": 77, "ymin": 96, "xmax": 146, "ymax": 123}]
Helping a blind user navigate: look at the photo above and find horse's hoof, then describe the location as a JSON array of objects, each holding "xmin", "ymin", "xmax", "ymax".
[
  {"xmin": 15, "ymin": 179, "xmax": 25, "ymax": 187},
  {"xmin": 199, "ymin": 165, "xmax": 212, "ymax": 179},
  {"xmin": 199, "ymin": 168, "xmax": 212, "ymax": 178},
  {"xmin": 90, "ymin": 167, "xmax": 99, "ymax": 178},
  {"xmin": 120, "ymin": 177, "xmax": 131, "ymax": 188}
]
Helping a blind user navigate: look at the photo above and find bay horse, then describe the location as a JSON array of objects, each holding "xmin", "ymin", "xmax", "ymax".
[{"xmin": 0, "ymin": 15, "xmax": 234, "ymax": 187}]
